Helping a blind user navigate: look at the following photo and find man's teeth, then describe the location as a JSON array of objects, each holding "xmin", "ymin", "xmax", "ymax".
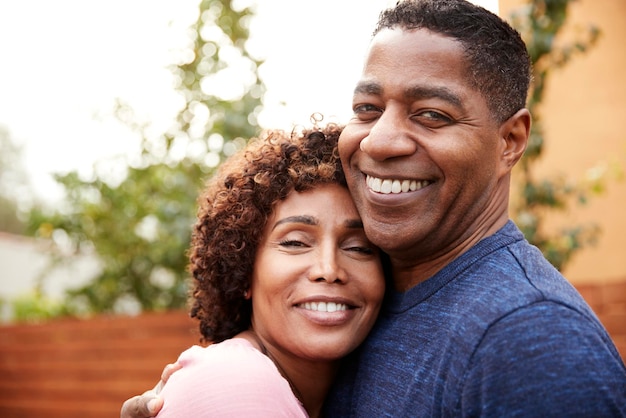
[
  {"xmin": 300, "ymin": 302, "xmax": 347, "ymax": 312},
  {"xmin": 366, "ymin": 175, "xmax": 429, "ymax": 194}
]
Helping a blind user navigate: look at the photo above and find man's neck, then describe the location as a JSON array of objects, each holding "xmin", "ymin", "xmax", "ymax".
[{"xmin": 390, "ymin": 216, "xmax": 509, "ymax": 292}]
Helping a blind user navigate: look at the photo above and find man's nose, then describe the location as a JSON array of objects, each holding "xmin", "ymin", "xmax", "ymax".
[{"xmin": 359, "ymin": 109, "xmax": 417, "ymax": 161}]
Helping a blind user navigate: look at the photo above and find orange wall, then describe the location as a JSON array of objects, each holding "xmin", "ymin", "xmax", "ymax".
[{"xmin": 500, "ymin": 0, "xmax": 626, "ymax": 284}]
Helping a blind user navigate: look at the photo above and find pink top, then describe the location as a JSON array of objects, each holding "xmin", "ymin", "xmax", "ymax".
[{"xmin": 156, "ymin": 338, "xmax": 308, "ymax": 417}]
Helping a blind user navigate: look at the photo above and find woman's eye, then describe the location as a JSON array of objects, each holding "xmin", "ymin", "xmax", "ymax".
[
  {"xmin": 279, "ymin": 240, "xmax": 307, "ymax": 248},
  {"xmin": 346, "ymin": 246, "xmax": 375, "ymax": 255},
  {"xmin": 343, "ymin": 238, "xmax": 378, "ymax": 255}
]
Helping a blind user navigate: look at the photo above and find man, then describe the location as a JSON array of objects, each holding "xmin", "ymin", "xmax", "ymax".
[{"xmin": 123, "ymin": 1, "xmax": 626, "ymax": 416}]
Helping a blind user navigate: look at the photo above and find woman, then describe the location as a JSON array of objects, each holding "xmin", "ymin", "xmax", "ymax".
[{"xmin": 134, "ymin": 124, "xmax": 385, "ymax": 417}]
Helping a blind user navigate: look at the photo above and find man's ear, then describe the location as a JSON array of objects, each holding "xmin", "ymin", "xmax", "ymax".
[{"xmin": 498, "ymin": 108, "xmax": 531, "ymax": 175}]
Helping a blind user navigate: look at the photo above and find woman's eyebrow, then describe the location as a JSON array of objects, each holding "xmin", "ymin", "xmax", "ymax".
[
  {"xmin": 272, "ymin": 215, "xmax": 317, "ymax": 230},
  {"xmin": 272, "ymin": 216, "xmax": 364, "ymax": 230},
  {"xmin": 345, "ymin": 219, "xmax": 364, "ymax": 229}
]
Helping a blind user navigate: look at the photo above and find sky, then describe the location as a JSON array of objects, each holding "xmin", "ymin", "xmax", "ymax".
[{"xmin": 0, "ymin": 0, "xmax": 496, "ymax": 204}]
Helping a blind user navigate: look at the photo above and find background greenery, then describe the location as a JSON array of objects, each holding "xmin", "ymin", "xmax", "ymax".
[{"xmin": 0, "ymin": 0, "xmax": 612, "ymax": 320}]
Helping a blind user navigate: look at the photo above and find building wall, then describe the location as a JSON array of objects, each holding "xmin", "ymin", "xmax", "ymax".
[
  {"xmin": 500, "ymin": 0, "xmax": 626, "ymax": 284},
  {"xmin": 0, "ymin": 232, "xmax": 100, "ymax": 322}
]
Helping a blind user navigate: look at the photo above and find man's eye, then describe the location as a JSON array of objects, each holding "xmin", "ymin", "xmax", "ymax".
[
  {"xmin": 354, "ymin": 103, "xmax": 379, "ymax": 112},
  {"xmin": 353, "ymin": 103, "xmax": 382, "ymax": 116},
  {"xmin": 415, "ymin": 110, "xmax": 453, "ymax": 125}
]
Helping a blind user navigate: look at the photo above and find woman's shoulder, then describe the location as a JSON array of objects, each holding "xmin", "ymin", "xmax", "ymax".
[
  {"xmin": 177, "ymin": 336, "xmax": 268, "ymax": 369},
  {"xmin": 158, "ymin": 337, "xmax": 307, "ymax": 417},
  {"xmin": 161, "ymin": 338, "xmax": 280, "ymax": 396}
]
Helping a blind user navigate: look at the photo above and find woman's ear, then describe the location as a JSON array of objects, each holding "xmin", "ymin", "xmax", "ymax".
[
  {"xmin": 243, "ymin": 289, "xmax": 252, "ymax": 300},
  {"xmin": 498, "ymin": 108, "xmax": 531, "ymax": 175}
]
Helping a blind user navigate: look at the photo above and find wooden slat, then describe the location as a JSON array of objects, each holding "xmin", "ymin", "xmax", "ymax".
[
  {"xmin": 0, "ymin": 281, "xmax": 624, "ymax": 417},
  {"xmin": 0, "ymin": 310, "xmax": 200, "ymax": 417}
]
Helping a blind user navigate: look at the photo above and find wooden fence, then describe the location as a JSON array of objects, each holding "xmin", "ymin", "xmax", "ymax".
[
  {"xmin": 575, "ymin": 280, "xmax": 626, "ymax": 360},
  {"xmin": 0, "ymin": 280, "xmax": 625, "ymax": 417},
  {"xmin": 0, "ymin": 310, "xmax": 201, "ymax": 418}
]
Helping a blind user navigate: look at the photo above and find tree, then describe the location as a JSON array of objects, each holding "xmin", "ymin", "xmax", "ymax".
[
  {"xmin": 509, "ymin": 0, "xmax": 606, "ymax": 270},
  {"xmin": 27, "ymin": 0, "xmax": 265, "ymax": 314},
  {"xmin": 0, "ymin": 126, "xmax": 31, "ymax": 235},
  {"xmin": 26, "ymin": 0, "xmax": 610, "ymax": 317}
]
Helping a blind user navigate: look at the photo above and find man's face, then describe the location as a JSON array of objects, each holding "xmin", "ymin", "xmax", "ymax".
[{"xmin": 339, "ymin": 28, "xmax": 511, "ymax": 270}]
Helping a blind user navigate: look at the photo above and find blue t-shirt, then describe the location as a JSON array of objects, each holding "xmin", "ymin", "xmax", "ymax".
[{"xmin": 326, "ymin": 221, "xmax": 626, "ymax": 417}]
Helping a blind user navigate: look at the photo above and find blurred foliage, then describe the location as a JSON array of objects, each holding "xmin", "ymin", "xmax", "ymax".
[
  {"xmin": 0, "ymin": 126, "xmax": 30, "ymax": 234},
  {"xmin": 10, "ymin": 291, "xmax": 75, "ymax": 323},
  {"xmin": 509, "ymin": 0, "xmax": 617, "ymax": 271},
  {"xmin": 26, "ymin": 0, "xmax": 264, "ymax": 315},
  {"xmin": 0, "ymin": 196, "xmax": 23, "ymax": 235},
  {"xmin": 20, "ymin": 0, "xmax": 620, "ymax": 318}
]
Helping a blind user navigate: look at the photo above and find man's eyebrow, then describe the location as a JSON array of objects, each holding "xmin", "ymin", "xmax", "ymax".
[
  {"xmin": 353, "ymin": 81, "xmax": 382, "ymax": 96},
  {"xmin": 353, "ymin": 81, "xmax": 463, "ymax": 109},
  {"xmin": 405, "ymin": 85, "xmax": 463, "ymax": 108},
  {"xmin": 272, "ymin": 215, "xmax": 317, "ymax": 230}
]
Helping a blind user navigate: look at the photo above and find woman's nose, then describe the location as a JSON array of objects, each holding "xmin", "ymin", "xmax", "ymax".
[{"xmin": 308, "ymin": 246, "xmax": 347, "ymax": 284}]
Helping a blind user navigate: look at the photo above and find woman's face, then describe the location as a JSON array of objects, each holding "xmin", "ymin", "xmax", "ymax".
[{"xmin": 250, "ymin": 183, "xmax": 385, "ymax": 362}]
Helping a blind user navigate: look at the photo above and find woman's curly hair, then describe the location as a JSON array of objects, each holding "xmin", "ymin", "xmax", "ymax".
[{"xmin": 188, "ymin": 124, "xmax": 345, "ymax": 344}]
